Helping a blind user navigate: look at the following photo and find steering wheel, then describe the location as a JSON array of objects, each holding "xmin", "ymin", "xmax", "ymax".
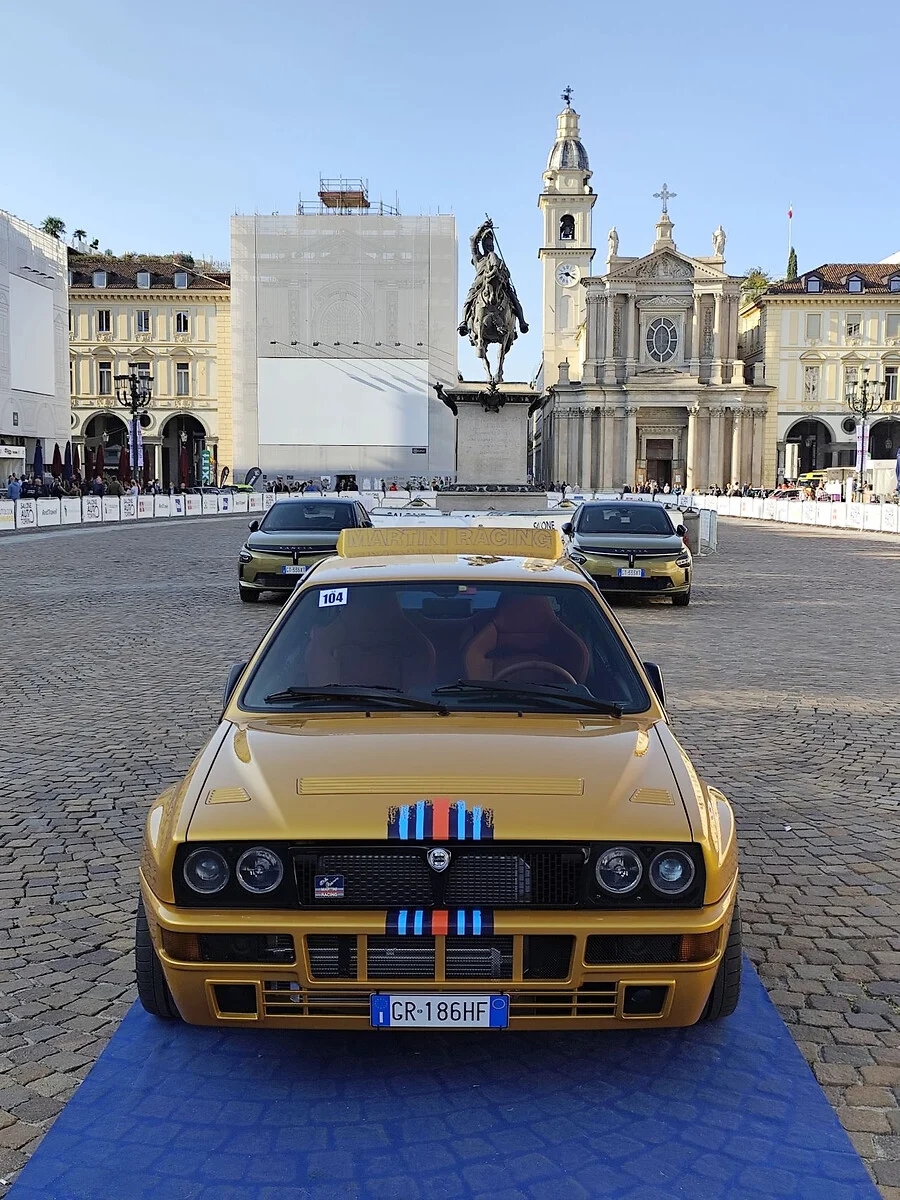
[{"xmin": 494, "ymin": 661, "xmax": 578, "ymax": 686}]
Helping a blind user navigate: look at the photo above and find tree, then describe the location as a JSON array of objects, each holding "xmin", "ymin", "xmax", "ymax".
[
  {"xmin": 787, "ymin": 247, "xmax": 798, "ymax": 281},
  {"xmin": 40, "ymin": 216, "xmax": 66, "ymax": 239},
  {"xmin": 89, "ymin": 239, "xmax": 99, "ymax": 251},
  {"xmin": 742, "ymin": 266, "xmax": 771, "ymax": 302},
  {"xmin": 73, "ymin": 229, "xmax": 87, "ymax": 242}
]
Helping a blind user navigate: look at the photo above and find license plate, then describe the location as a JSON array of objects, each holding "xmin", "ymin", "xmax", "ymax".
[
  {"xmin": 370, "ymin": 993, "xmax": 509, "ymax": 1029},
  {"xmin": 617, "ymin": 567, "xmax": 645, "ymax": 578},
  {"xmin": 281, "ymin": 565, "xmax": 308, "ymax": 575}
]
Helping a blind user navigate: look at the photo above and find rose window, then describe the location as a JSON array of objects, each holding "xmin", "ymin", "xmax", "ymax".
[{"xmin": 646, "ymin": 317, "xmax": 678, "ymax": 363}]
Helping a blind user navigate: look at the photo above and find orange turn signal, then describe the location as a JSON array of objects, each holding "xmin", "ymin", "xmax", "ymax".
[
  {"xmin": 678, "ymin": 930, "xmax": 720, "ymax": 962},
  {"xmin": 161, "ymin": 930, "xmax": 201, "ymax": 962}
]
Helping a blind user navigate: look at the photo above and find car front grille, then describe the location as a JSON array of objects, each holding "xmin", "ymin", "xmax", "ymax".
[
  {"xmin": 585, "ymin": 934, "xmax": 682, "ymax": 964},
  {"xmin": 294, "ymin": 846, "xmax": 585, "ymax": 909},
  {"xmin": 592, "ymin": 575, "xmax": 673, "ymax": 592},
  {"xmin": 306, "ymin": 934, "xmax": 572, "ymax": 982}
]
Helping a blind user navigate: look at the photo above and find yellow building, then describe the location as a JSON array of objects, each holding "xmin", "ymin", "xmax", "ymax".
[
  {"xmin": 68, "ymin": 255, "xmax": 232, "ymax": 485},
  {"xmin": 740, "ymin": 262, "xmax": 900, "ymax": 482}
]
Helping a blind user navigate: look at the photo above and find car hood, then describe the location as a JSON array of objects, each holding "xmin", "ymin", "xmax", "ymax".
[
  {"xmin": 247, "ymin": 530, "xmax": 341, "ymax": 550},
  {"xmin": 572, "ymin": 532, "xmax": 684, "ymax": 555},
  {"xmin": 185, "ymin": 716, "xmax": 694, "ymax": 843}
]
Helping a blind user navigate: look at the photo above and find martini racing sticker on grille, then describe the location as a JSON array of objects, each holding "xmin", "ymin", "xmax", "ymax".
[
  {"xmin": 314, "ymin": 874, "xmax": 345, "ymax": 899},
  {"xmin": 387, "ymin": 799, "xmax": 494, "ymax": 841},
  {"xmin": 386, "ymin": 908, "xmax": 494, "ymax": 935}
]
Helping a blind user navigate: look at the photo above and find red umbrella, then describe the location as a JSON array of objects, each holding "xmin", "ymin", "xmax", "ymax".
[
  {"xmin": 118, "ymin": 447, "xmax": 129, "ymax": 481},
  {"xmin": 73, "ymin": 443, "xmax": 81, "ymax": 477},
  {"xmin": 94, "ymin": 443, "xmax": 105, "ymax": 478},
  {"xmin": 51, "ymin": 443, "xmax": 63, "ymax": 478},
  {"xmin": 143, "ymin": 445, "xmax": 152, "ymax": 488},
  {"xmin": 179, "ymin": 446, "xmax": 190, "ymax": 489}
]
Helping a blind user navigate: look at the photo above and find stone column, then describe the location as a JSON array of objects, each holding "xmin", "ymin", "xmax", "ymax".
[
  {"xmin": 626, "ymin": 294, "xmax": 638, "ymax": 376},
  {"xmin": 689, "ymin": 293, "xmax": 702, "ymax": 376},
  {"xmin": 581, "ymin": 408, "xmax": 593, "ymax": 491},
  {"xmin": 623, "ymin": 405, "xmax": 638, "ymax": 488},
  {"xmin": 583, "ymin": 293, "xmax": 600, "ymax": 385},
  {"xmin": 600, "ymin": 406, "xmax": 615, "ymax": 487},
  {"xmin": 686, "ymin": 405, "xmax": 700, "ymax": 493},
  {"xmin": 730, "ymin": 408, "xmax": 743, "ymax": 486},
  {"xmin": 711, "ymin": 294, "xmax": 724, "ymax": 385},
  {"xmin": 751, "ymin": 408, "xmax": 766, "ymax": 486},
  {"xmin": 708, "ymin": 406, "xmax": 724, "ymax": 488},
  {"xmin": 603, "ymin": 294, "xmax": 617, "ymax": 385}
]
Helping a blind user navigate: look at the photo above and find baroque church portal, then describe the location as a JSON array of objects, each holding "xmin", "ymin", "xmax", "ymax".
[{"xmin": 534, "ymin": 95, "xmax": 774, "ymax": 490}]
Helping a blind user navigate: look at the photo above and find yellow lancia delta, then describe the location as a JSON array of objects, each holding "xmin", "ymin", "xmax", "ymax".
[{"xmin": 136, "ymin": 527, "xmax": 740, "ymax": 1031}]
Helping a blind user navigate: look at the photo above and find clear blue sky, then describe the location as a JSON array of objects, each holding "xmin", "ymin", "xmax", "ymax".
[{"xmin": 2, "ymin": 0, "xmax": 897, "ymax": 381}]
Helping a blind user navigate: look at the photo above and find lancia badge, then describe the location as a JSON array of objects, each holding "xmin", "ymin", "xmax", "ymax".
[{"xmin": 427, "ymin": 847, "xmax": 451, "ymax": 873}]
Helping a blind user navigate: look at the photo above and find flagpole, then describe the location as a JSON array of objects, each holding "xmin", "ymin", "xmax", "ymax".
[{"xmin": 788, "ymin": 202, "xmax": 793, "ymax": 260}]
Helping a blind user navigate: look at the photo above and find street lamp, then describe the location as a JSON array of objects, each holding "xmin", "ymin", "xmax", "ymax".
[
  {"xmin": 845, "ymin": 367, "xmax": 884, "ymax": 499},
  {"xmin": 114, "ymin": 371, "xmax": 153, "ymax": 485}
]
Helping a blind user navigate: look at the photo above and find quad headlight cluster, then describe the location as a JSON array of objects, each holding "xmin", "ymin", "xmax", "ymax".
[
  {"xmin": 182, "ymin": 846, "xmax": 285, "ymax": 898},
  {"xmin": 595, "ymin": 846, "xmax": 696, "ymax": 898}
]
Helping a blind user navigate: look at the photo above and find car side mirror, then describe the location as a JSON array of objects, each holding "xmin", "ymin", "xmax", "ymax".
[
  {"xmin": 643, "ymin": 661, "xmax": 666, "ymax": 707},
  {"xmin": 223, "ymin": 661, "xmax": 248, "ymax": 710},
  {"xmin": 249, "ymin": 520, "xmax": 259, "ymax": 532},
  {"xmin": 561, "ymin": 522, "xmax": 573, "ymax": 537},
  {"xmin": 675, "ymin": 524, "xmax": 687, "ymax": 538}
]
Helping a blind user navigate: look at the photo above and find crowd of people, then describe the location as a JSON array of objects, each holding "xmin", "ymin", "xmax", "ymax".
[
  {"xmin": 264, "ymin": 475, "xmax": 452, "ymax": 494},
  {"xmin": 5, "ymin": 471, "xmax": 172, "ymax": 500}
]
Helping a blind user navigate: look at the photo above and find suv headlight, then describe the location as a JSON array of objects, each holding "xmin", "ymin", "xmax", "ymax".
[
  {"xmin": 239, "ymin": 548, "xmax": 253, "ymax": 563},
  {"xmin": 675, "ymin": 551, "xmax": 691, "ymax": 567},
  {"xmin": 595, "ymin": 847, "xmax": 643, "ymax": 894},
  {"xmin": 183, "ymin": 848, "xmax": 230, "ymax": 895}
]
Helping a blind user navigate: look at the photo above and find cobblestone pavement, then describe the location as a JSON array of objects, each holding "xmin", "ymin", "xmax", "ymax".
[{"xmin": 0, "ymin": 516, "xmax": 898, "ymax": 1195}]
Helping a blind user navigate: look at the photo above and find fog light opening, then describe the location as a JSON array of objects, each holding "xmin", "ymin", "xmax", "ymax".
[
  {"xmin": 623, "ymin": 985, "xmax": 668, "ymax": 1016},
  {"xmin": 213, "ymin": 984, "xmax": 258, "ymax": 1015}
]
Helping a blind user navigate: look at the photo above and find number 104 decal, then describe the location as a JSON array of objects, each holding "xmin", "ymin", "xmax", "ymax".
[{"xmin": 318, "ymin": 587, "xmax": 348, "ymax": 608}]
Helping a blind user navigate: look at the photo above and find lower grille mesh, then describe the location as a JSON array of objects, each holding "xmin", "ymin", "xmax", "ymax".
[{"xmin": 305, "ymin": 934, "xmax": 572, "ymax": 982}]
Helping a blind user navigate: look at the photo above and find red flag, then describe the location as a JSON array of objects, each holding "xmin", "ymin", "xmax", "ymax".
[{"xmin": 787, "ymin": 206, "xmax": 793, "ymax": 219}]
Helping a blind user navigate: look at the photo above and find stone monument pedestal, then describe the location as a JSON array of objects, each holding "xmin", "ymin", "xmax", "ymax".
[{"xmin": 435, "ymin": 381, "xmax": 540, "ymax": 486}]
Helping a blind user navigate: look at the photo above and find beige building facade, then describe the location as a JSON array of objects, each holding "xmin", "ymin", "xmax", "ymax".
[
  {"xmin": 534, "ymin": 101, "xmax": 774, "ymax": 490},
  {"xmin": 739, "ymin": 262, "xmax": 900, "ymax": 480},
  {"xmin": 68, "ymin": 256, "xmax": 231, "ymax": 486}
]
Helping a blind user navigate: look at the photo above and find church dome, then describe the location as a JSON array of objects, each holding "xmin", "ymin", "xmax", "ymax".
[{"xmin": 547, "ymin": 103, "xmax": 590, "ymax": 173}]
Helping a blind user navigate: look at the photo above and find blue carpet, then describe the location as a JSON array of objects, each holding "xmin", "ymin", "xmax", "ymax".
[{"xmin": 10, "ymin": 961, "xmax": 876, "ymax": 1199}]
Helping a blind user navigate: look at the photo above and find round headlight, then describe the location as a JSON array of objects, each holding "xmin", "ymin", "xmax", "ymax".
[
  {"xmin": 183, "ymin": 848, "xmax": 230, "ymax": 895},
  {"xmin": 239, "ymin": 549, "xmax": 253, "ymax": 563},
  {"xmin": 595, "ymin": 847, "xmax": 643, "ymax": 894},
  {"xmin": 649, "ymin": 849, "xmax": 695, "ymax": 896},
  {"xmin": 568, "ymin": 550, "xmax": 587, "ymax": 565},
  {"xmin": 236, "ymin": 847, "xmax": 284, "ymax": 894}
]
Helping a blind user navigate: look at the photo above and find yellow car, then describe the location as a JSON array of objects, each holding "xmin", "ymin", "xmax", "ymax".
[
  {"xmin": 137, "ymin": 527, "xmax": 740, "ymax": 1031},
  {"xmin": 563, "ymin": 501, "xmax": 692, "ymax": 605}
]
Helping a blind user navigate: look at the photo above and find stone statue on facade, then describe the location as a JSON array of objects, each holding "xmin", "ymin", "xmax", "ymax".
[
  {"xmin": 458, "ymin": 217, "xmax": 528, "ymax": 389},
  {"xmin": 712, "ymin": 225, "xmax": 726, "ymax": 257},
  {"xmin": 608, "ymin": 227, "xmax": 619, "ymax": 259}
]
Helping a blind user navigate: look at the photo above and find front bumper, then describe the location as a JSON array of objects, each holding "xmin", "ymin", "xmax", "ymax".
[
  {"xmin": 577, "ymin": 553, "xmax": 691, "ymax": 596},
  {"xmin": 140, "ymin": 873, "xmax": 737, "ymax": 1030},
  {"xmin": 239, "ymin": 551, "xmax": 331, "ymax": 591}
]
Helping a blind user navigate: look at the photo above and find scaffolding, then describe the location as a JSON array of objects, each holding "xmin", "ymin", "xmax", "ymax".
[{"xmin": 297, "ymin": 176, "xmax": 400, "ymax": 217}]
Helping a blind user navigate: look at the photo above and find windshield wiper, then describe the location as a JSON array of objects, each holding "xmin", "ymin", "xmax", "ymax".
[
  {"xmin": 263, "ymin": 685, "xmax": 448, "ymax": 713},
  {"xmin": 433, "ymin": 680, "xmax": 622, "ymax": 717}
]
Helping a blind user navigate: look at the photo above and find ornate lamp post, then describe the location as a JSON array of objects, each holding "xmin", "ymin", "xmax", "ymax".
[
  {"xmin": 114, "ymin": 371, "xmax": 153, "ymax": 485},
  {"xmin": 846, "ymin": 367, "xmax": 884, "ymax": 499}
]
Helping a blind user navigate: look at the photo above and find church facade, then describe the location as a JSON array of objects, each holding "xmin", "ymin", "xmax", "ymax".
[{"xmin": 534, "ymin": 98, "xmax": 776, "ymax": 490}]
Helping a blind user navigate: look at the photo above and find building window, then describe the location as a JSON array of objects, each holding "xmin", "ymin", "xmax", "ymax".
[
  {"xmin": 805, "ymin": 314, "xmax": 821, "ymax": 339},
  {"xmin": 129, "ymin": 362, "xmax": 152, "ymax": 393},
  {"xmin": 92, "ymin": 270, "xmax": 107, "ymax": 288},
  {"xmin": 136, "ymin": 309, "xmax": 151, "ymax": 334},
  {"xmin": 846, "ymin": 315, "xmax": 861, "ymax": 338},
  {"xmin": 885, "ymin": 366, "xmax": 899, "ymax": 402},
  {"xmin": 176, "ymin": 362, "xmax": 190, "ymax": 396},
  {"xmin": 847, "ymin": 275, "xmax": 863, "ymax": 293},
  {"xmin": 136, "ymin": 270, "xmax": 151, "ymax": 289},
  {"xmin": 889, "ymin": 276, "xmax": 900, "ymax": 293},
  {"xmin": 845, "ymin": 365, "xmax": 859, "ymax": 398},
  {"xmin": 67, "ymin": 269, "xmax": 74, "ymax": 286},
  {"xmin": 174, "ymin": 271, "xmax": 189, "ymax": 288},
  {"xmin": 98, "ymin": 361, "xmax": 112, "ymax": 395},
  {"xmin": 175, "ymin": 311, "xmax": 190, "ymax": 334},
  {"xmin": 559, "ymin": 214, "xmax": 575, "ymax": 241},
  {"xmin": 886, "ymin": 315, "xmax": 900, "ymax": 339},
  {"xmin": 806, "ymin": 276, "xmax": 821, "ymax": 293},
  {"xmin": 69, "ymin": 360, "xmax": 74, "ymax": 395},
  {"xmin": 645, "ymin": 317, "xmax": 678, "ymax": 363},
  {"xmin": 97, "ymin": 309, "xmax": 111, "ymax": 333}
]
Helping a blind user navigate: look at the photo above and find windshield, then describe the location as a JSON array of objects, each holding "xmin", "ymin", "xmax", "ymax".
[
  {"xmin": 241, "ymin": 581, "xmax": 650, "ymax": 713},
  {"xmin": 576, "ymin": 505, "xmax": 674, "ymax": 536},
  {"xmin": 259, "ymin": 502, "xmax": 356, "ymax": 533}
]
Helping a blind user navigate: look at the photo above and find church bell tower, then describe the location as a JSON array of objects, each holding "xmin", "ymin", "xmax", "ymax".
[{"xmin": 539, "ymin": 88, "xmax": 596, "ymax": 388}]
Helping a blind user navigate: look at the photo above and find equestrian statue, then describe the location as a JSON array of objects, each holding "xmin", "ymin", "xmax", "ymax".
[{"xmin": 458, "ymin": 217, "xmax": 528, "ymax": 390}]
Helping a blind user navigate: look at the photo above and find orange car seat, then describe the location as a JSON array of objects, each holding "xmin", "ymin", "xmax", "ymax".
[
  {"xmin": 462, "ymin": 594, "xmax": 590, "ymax": 684},
  {"xmin": 305, "ymin": 590, "xmax": 436, "ymax": 691}
]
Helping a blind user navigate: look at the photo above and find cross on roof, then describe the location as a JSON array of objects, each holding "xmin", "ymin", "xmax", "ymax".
[
  {"xmin": 561, "ymin": 85, "xmax": 574, "ymax": 108},
  {"xmin": 653, "ymin": 183, "xmax": 676, "ymax": 213}
]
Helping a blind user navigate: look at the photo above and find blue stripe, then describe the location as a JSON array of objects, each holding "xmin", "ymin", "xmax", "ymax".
[
  {"xmin": 456, "ymin": 801, "xmax": 466, "ymax": 840},
  {"xmin": 414, "ymin": 910, "xmax": 424, "ymax": 936},
  {"xmin": 472, "ymin": 806, "xmax": 482, "ymax": 841},
  {"xmin": 415, "ymin": 801, "xmax": 425, "ymax": 841},
  {"xmin": 473, "ymin": 909, "xmax": 482, "ymax": 935},
  {"xmin": 399, "ymin": 806, "xmax": 409, "ymax": 840},
  {"xmin": 456, "ymin": 909, "xmax": 465, "ymax": 935},
  {"xmin": 398, "ymin": 909, "xmax": 408, "ymax": 935}
]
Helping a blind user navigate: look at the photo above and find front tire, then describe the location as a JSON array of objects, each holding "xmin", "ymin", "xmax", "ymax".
[
  {"xmin": 698, "ymin": 901, "xmax": 742, "ymax": 1022},
  {"xmin": 672, "ymin": 588, "xmax": 691, "ymax": 607},
  {"xmin": 135, "ymin": 897, "xmax": 181, "ymax": 1020},
  {"xmin": 239, "ymin": 585, "xmax": 260, "ymax": 603}
]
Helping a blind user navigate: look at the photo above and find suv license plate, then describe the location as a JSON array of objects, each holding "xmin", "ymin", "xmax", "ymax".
[
  {"xmin": 370, "ymin": 994, "xmax": 509, "ymax": 1029},
  {"xmin": 617, "ymin": 567, "xmax": 644, "ymax": 578},
  {"xmin": 281, "ymin": 565, "xmax": 308, "ymax": 575}
]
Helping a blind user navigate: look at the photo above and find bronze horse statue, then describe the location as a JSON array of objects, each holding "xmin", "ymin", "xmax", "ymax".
[{"xmin": 458, "ymin": 219, "xmax": 528, "ymax": 390}]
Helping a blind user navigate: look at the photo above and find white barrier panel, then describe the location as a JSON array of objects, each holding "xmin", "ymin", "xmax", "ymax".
[
  {"xmin": 739, "ymin": 497, "xmax": 753, "ymax": 517},
  {"xmin": 217, "ymin": 493, "xmax": 233, "ymax": 513},
  {"xmin": 864, "ymin": 506, "xmax": 883, "ymax": 532},
  {"xmin": 0, "ymin": 500, "xmax": 15, "ymax": 529},
  {"xmin": 36, "ymin": 499, "xmax": 61, "ymax": 527},
  {"xmin": 848, "ymin": 503, "xmax": 864, "ymax": 530},
  {"xmin": 154, "ymin": 496, "xmax": 171, "ymax": 518},
  {"xmin": 232, "ymin": 493, "xmax": 249, "ymax": 513},
  {"xmin": 830, "ymin": 503, "xmax": 846, "ymax": 527},
  {"xmin": 763, "ymin": 498, "xmax": 776, "ymax": 520},
  {"xmin": 202, "ymin": 495, "xmax": 217, "ymax": 515},
  {"xmin": 248, "ymin": 493, "xmax": 263, "ymax": 512},
  {"xmin": 816, "ymin": 504, "xmax": 833, "ymax": 527},
  {"xmin": 751, "ymin": 499, "xmax": 764, "ymax": 519},
  {"xmin": 62, "ymin": 498, "xmax": 82, "ymax": 525},
  {"xmin": 787, "ymin": 503, "xmax": 803, "ymax": 523},
  {"xmin": 15, "ymin": 499, "xmax": 37, "ymax": 528},
  {"xmin": 82, "ymin": 496, "xmax": 103, "ymax": 523},
  {"xmin": 716, "ymin": 497, "xmax": 728, "ymax": 515},
  {"xmin": 883, "ymin": 506, "xmax": 899, "ymax": 534},
  {"xmin": 137, "ymin": 496, "xmax": 154, "ymax": 519},
  {"xmin": 263, "ymin": 494, "xmax": 276, "ymax": 509},
  {"xmin": 120, "ymin": 496, "xmax": 138, "ymax": 521},
  {"xmin": 801, "ymin": 502, "xmax": 818, "ymax": 525},
  {"xmin": 171, "ymin": 494, "xmax": 186, "ymax": 517},
  {"xmin": 185, "ymin": 496, "xmax": 202, "ymax": 516},
  {"xmin": 102, "ymin": 497, "xmax": 120, "ymax": 522}
]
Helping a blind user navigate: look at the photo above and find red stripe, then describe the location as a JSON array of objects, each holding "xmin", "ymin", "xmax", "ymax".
[
  {"xmin": 432, "ymin": 910, "xmax": 448, "ymax": 935},
  {"xmin": 432, "ymin": 799, "xmax": 451, "ymax": 840}
]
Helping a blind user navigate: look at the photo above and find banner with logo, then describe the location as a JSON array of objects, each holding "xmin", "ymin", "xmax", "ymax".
[
  {"xmin": 62, "ymin": 498, "xmax": 82, "ymax": 525},
  {"xmin": 0, "ymin": 500, "xmax": 14, "ymax": 529},
  {"xmin": 201, "ymin": 494, "xmax": 217, "ymax": 515},
  {"xmin": 185, "ymin": 495, "xmax": 202, "ymax": 516},
  {"xmin": 217, "ymin": 492, "xmax": 232, "ymax": 513},
  {"xmin": 120, "ymin": 496, "xmax": 138, "ymax": 521},
  {"xmin": 154, "ymin": 496, "xmax": 171, "ymax": 518},
  {"xmin": 102, "ymin": 497, "xmax": 120, "ymax": 521},
  {"xmin": 137, "ymin": 496, "xmax": 153, "ymax": 519},
  {"xmin": 83, "ymin": 496, "xmax": 102, "ymax": 523},
  {"xmin": 171, "ymin": 494, "xmax": 186, "ymax": 516},
  {"xmin": 15, "ymin": 499, "xmax": 37, "ymax": 528}
]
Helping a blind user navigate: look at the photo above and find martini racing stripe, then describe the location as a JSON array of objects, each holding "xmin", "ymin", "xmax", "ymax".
[
  {"xmin": 385, "ymin": 909, "xmax": 495, "ymax": 935},
  {"xmin": 387, "ymin": 801, "xmax": 495, "ymax": 840}
]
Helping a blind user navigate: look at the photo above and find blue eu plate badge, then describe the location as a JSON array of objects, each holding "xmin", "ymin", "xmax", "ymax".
[{"xmin": 314, "ymin": 874, "xmax": 344, "ymax": 899}]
